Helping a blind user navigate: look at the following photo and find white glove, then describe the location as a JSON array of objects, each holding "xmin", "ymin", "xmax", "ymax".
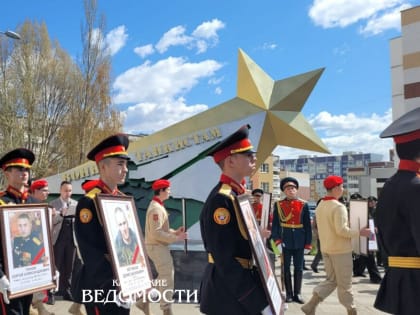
[
  {"xmin": 276, "ymin": 244, "xmax": 283, "ymax": 254},
  {"xmin": 261, "ymin": 305, "xmax": 274, "ymax": 315},
  {"xmin": 304, "ymin": 248, "xmax": 311, "ymax": 255},
  {"xmin": 0, "ymin": 275, "xmax": 10, "ymax": 304},
  {"xmin": 116, "ymin": 296, "xmax": 133, "ymax": 309},
  {"xmin": 51, "ymin": 270, "xmax": 60, "ymax": 293}
]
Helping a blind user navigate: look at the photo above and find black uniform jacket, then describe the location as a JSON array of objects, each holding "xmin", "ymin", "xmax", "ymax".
[
  {"xmin": 72, "ymin": 182, "xmax": 123, "ymax": 303},
  {"xmin": 374, "ymin": 167, "xmax": 420, "ymax": 315},
  {"xmin": 199, "ymin": 177, "xmax": 268, "ymax": 315}
]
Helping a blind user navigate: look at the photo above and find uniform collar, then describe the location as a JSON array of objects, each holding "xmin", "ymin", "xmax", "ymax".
[
  {"xmin": 398, "ymin": 159, "xmax": 420, "ymax": 174},
  {"xmin": 152, "ymin": 196, "xmax": 164, "ymax": 206},
  {"xmin": 220, "ymin": 174, "xmax": 245, "ymax": 195},
  {"xmin": 6, "ymin": 185, "xmax": 29, "ymax": 202},
  {"xmin": 96, "ymin": 179, "xmax": 119, "ymax": 195}
]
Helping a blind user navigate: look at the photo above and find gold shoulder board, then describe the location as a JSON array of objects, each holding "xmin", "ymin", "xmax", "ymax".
[{"xmin": 86, "ymin": 187, "xmax": 102, "ymax": 199}]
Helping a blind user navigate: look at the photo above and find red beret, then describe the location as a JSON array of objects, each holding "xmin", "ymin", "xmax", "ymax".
[
  {"xmin": 31, "ymin": 179, "xmax": 48, "ymax": 191},
  {"xmin": 323, "ymin": 175, "xmax": 343, "ymax": 190},
  {"xmin": 152, "ymin": 179, "xmax": 170, "ymax": 191}
]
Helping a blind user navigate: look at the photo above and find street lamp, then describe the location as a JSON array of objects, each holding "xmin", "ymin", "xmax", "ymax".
[{"xmin": 0, "ymin": 30, "xmax": 21, "ymax": 40}]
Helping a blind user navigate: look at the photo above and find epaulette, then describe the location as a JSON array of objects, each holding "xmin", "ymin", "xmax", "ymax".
[
  {"xmin": 218, "ymin": 183, "xmax": 232, "ymax": 197},
  {"xmin": 32, "ymin": 237, "xmax": 41, "ymax": 246},
  {"xmin": 86, "ymin": 187, "xmax": 102, "ymax": 200}
]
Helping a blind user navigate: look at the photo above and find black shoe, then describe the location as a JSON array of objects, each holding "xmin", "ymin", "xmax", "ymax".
[
  {"xmin": 370, "ymin": 278, "xmax": 382, "ymax": 284},
  {"xmin": 293, "ymin": 294, "xmax": 305, "ymax": 304},
  {"xmin": 286, "ymin": 295, "xmax": 293, "ymax": 303},
  {"xmin": 311, "ymin": 265, "xmax": 319, "ymax": 273},
  {"xmin": 354, "ymin": 273, "xmax": 366, "ymax": 277},
  {"xmin": 303, "ymin": 265, "xmax": 310, "ymax": 271},
  {"xmin": 46, "ymin": 294, "xmax": 55, "ymax": 305}
]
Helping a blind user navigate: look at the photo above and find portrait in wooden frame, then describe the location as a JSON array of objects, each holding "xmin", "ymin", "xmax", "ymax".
[
  {"xmin": 96, "ymin": 194, "xmax": 153, "ymax": 298},
  {"xmin": 0, "ymin": 204, "xmax": 56, "ymax": 299},
  {"xmin": 236, "ymin": 194, "xmax": 284, "ymax": 315},
  {"xmin": 260, "ymin": 192, "xmax": 272, "ymax": 231},
  {"xmin": 349, "ymin": 200, "xmax": 369, "ymax": 256}
]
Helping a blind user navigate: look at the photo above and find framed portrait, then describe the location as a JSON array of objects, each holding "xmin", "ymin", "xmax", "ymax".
[
  {"xmin": 0, "ymin": 204, "xmax": 56, "ymax": 299},
  {"xmin": 368, "ymin": 219, "xmax": 378, "ymax": 251},
  {"xmin": 96, "ymin": 194, "xmax": 153, "ymax": 298},
  {"xmin": 349, "ymin": 200, "xmax": 368, "ymax": 256},
  {"xmin": 260, "ymin": 192, "xmax": 272, "ymax": 231},
  {"xmin": 236, "ymin": 194, "xmax": 284, "ymax": 315}
]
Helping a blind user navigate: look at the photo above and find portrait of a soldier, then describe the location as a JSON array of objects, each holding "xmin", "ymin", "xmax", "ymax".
[{"xmin": 12, "ymin": 212, "xmax": 45, "ymax": 268}]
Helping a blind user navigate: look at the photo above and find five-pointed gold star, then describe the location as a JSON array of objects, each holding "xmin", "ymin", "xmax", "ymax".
[
  {"xmin": 57, "ymin": 49, "xmax": 329, "ymax": 181},
  {"xmin": 128, "ymin": 49, "xmax": 329, "ymax": 169},
  {"xmin": 236, "ymin": 48, "xmax": 330, "ymax": 163}
]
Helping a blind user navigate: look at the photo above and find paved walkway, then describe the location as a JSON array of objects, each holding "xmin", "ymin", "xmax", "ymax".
[{"xmin": 43, "ymin": 255, "xmax": 388, "ymax": 314}]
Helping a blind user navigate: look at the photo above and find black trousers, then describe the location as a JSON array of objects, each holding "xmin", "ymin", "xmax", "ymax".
[
  {"xmin": 2, "ymin": 294, "xmax": 32, "ymax": 315},
  {"xmin": 54, "ymin": 219, "xmax": 76, "ymax": 294},
  {"xmin": 353, "ymin": 252, "xmax": 382, "ymax": 281}
]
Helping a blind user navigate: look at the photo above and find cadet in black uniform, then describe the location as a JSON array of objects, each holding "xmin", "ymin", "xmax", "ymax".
[
  {"xmin": 0, "ymin": 149, "xmax": 40, "ymax": 315},
  {"xmin": 73, "ymin": 134, "xmax": 140, "ymax": 315},
  {"xmin": 199, "ymin": 125, "xmax": 272, "ymax": 315},
  {"xmin": 374, "ymin": 107, "xmax": 420, "ymax": 315}
]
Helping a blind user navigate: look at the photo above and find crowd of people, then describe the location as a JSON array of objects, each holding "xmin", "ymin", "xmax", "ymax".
[{"xmin": 1, "ymin": 105, "xmax": 420, "ymax": 315}]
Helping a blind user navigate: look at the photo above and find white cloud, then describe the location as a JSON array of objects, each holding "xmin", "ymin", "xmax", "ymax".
[
  {"xmin": 333, "ymin": 43, "xmax": 350, "ymax": 56},
  {"xmin": 308, "ymin": 0, "xmax": 412, "ymax": 35},
  {"xmin": 122, "ymin": 98, "xmax": 208, "ymax": 134},
  {"xmin": 113, "ymin": 56, "xmax": 223, "ymax": 133},
  {"xmin": 192, "ymin": 19, "xmax": 225, "ymax": 53},
  {"xmin": 192, "ymin": 19, "xmax": 225, "ymax": 39},
  {"xmin": 105, "ymin": 25, "xmax": 128, "ymax": 56},
  {"xmin": 360, "ymin": 4, "xmax": 412, "ymax": 35},
  {"xmin": 274, "ymin": 110, "xmax": 394, "ymax": 161},
  {"xmin": 113, "ymin": 56, "xmax": 222, "ymax": 104},
  {"xmin": 154, "ymin": 19, "xmax": 225, "ymax": 54},
  {"xmin": 134, "ymin": 44, "xmax": 155, "ymax": 58},
  {"xmin": 88, "ymin": 26, "xmax": 128, "ymax": 56},
  {"xmin": 155, "ymin": 26, "xmax": 193, "ymax": 53}
]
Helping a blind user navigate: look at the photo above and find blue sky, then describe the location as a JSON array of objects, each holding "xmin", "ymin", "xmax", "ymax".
[{"xmin": 3, "ymin": 0, "xmax": 419, "ymax": 161}]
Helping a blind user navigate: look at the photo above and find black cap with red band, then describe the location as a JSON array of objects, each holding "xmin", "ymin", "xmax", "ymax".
[
  {"xmin": 207, "ymin": 124, "xmax": 255, "ymax": 163},
  {"xmin": 380, "ymin": 107, "xmax": 420, "ymax": 160},
  {"xmin": 87, "ymin": 134, "xmax": 130, "ymax": 163},
  {"xmin": 0, "ymin": 148, "xmax": 35, "ymax": 170}
]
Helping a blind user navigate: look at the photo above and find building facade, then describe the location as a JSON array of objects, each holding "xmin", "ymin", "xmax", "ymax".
[
  {"xmin": 250, "ymin": 154, "xmax": 310, "ymax": 202},
  {"xmin": 279, "ymin": 152, "xmax": 382, "ymax": 201}
]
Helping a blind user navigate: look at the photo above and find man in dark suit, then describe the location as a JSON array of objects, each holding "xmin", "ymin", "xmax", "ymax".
[
  {"xmin": 50, "ymin": 181, "xmax": 78, "ymax": 300},
  {"xmin": 199, "ymin": 125, "xmax": 272, "ymax": 315},
  {"xmin": 49, "ymin": 181, "xmax": 84, "ymax": 314},
  {"xmin": 374, "ymin": 107, "xmax": 420, "ymax": 315}
]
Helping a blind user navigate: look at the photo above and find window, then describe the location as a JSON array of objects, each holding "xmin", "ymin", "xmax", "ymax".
[
  {"xmin": 261, "ymin": 182, "xmax": 269, "ymax": 192},
  {"xmin": 259, "ymin": 163, "xmax": 269, "ymax": 173}
]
